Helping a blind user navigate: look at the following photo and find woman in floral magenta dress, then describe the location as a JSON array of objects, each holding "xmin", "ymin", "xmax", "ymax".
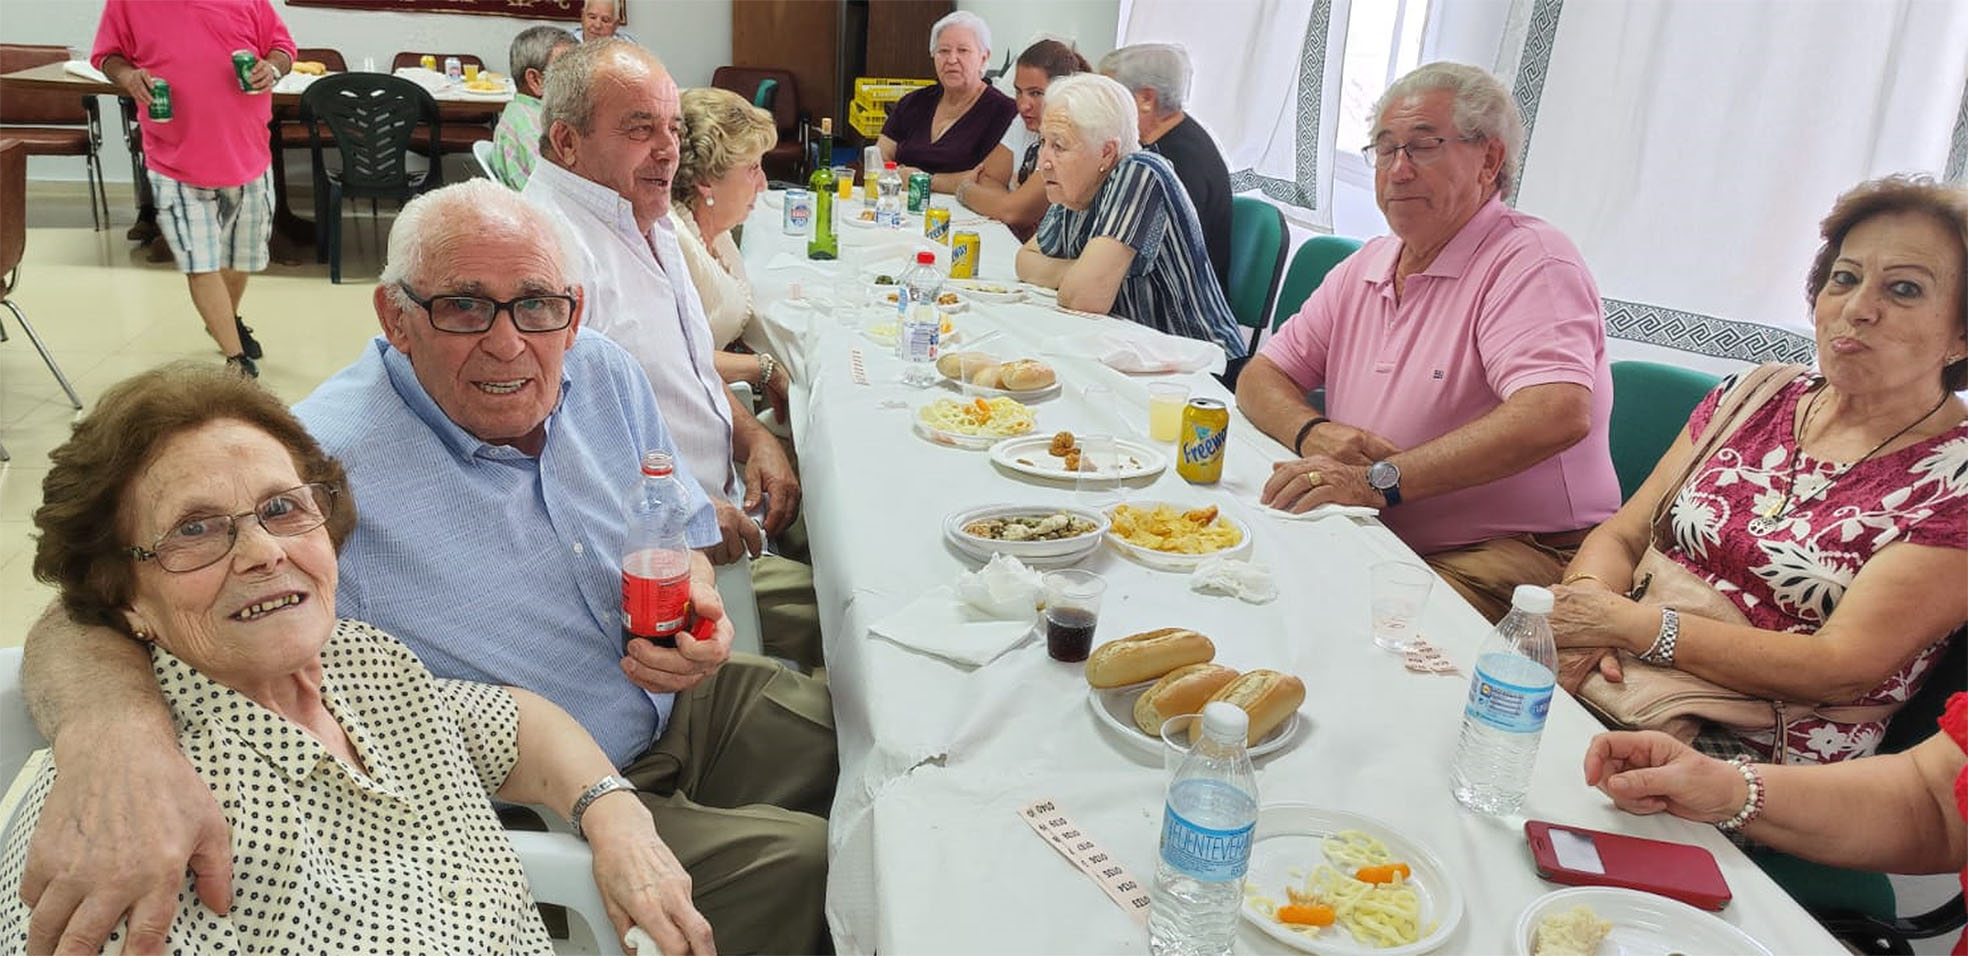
[{"xmin": 1551, "ymin": 175, "xmax": 1968, "ymax": 764}]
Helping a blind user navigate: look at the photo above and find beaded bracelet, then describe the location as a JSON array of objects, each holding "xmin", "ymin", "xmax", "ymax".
[
  {"xmin": 1715, "ymin": 755, "xmax": 1766, "ymax": 832},
  {"xmin": 1637, "ymin": 606, "xmax": 1679, "ymax": 665}
]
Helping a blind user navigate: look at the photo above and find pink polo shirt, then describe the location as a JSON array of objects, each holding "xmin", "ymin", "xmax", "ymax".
[
  {"xmin": 92, "ymin": 0, "xmax": 295, "ymax": 188},
  {"xmin": 1260, "ymin": 196, "xmax": 1619, "ymax": 554}
]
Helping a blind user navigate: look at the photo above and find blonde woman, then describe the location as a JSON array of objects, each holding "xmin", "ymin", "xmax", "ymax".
[{"xmin": 669, "ymin": 86, "xmax": 792, "ymax": 419}]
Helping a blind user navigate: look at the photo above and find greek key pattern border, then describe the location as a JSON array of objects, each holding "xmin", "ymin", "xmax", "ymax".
[
  {"xmin": 1226, "ymin": 0, "xmax": 1333, "ymax": 210},
  {"xmin": 1948, "ymin": 66, "xmax": 1968, "ymax": 183},
  {"xmin": 1603, "ymin": 298, "xmax": 1817, "ymax": 365},
  {"xmin": 1504, "ymin": 0, "xmax": 1565, "ymax": 205}
]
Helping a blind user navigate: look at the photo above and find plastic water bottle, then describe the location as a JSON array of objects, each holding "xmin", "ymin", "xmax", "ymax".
[
  {"xmin": 621, "ymin": 450, "xmax": 693, "ymax": 648},
  {"xmin": 1451, "ymin": 584, "xmax": 1558, "ymax": 814},
  {"xmin": 1149, "ymin": 702, "xmax": 1257, "ymax": 956},
  {"xmin": 896, "ymin": 250, "xmax": 942, "ymax": 387},
  {"xmin": 876, "ymin": 161, "xmax": 905, "ymax": 228}
]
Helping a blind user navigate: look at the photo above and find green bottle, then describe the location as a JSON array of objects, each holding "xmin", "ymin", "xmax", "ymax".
[{"xmin": 807, "ymin": 153, "xmax": 837, "ymax": 261}]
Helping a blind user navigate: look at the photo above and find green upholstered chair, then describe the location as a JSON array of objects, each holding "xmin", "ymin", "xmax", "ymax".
[
  {"xmin": 1270, "ymin": 235, "xmax": 1363, "ymax": 334},
  {"xmin": 1608, "ymin": 361, "xmax": 1723, "ymax": 502},
  {"xmin": 1227, "ymin": 196, "xmax": 1288, "ymax": 355},
  {"xmin": 751, "ymin": 78, "xmax": 778, "ymax": 110}
]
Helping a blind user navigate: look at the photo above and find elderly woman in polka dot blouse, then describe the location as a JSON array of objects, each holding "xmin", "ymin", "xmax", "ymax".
[{"xmin": 2, "ymin": 364, "xmax": 714, "ymax": 955}]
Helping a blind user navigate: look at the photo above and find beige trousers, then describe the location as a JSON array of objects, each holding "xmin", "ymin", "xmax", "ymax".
[{"xmin": 1424, "ymin": 533, "xmax": 1580, "ymax": 624}]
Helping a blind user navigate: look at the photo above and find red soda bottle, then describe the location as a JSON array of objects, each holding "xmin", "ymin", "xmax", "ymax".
[{"xmin": 622, "ymin": 450, "xmax": 693, "ymax": 648}]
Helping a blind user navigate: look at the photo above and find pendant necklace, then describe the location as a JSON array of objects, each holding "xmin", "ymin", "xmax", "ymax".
[{"xmin": 1746, "ymin": 383, "xmax": 1949, "ymax": 536}]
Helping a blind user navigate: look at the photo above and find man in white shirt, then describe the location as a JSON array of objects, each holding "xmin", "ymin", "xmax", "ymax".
[
  {"xmin": 571, "ymin": 0, "xmax": 638, "ymax": 44},
  {"xmin": 521, "ymin": 39, "xmax": 820, "ymax": 665}
]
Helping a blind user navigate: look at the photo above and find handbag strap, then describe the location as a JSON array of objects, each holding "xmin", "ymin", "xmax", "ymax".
[{"xmin": 1647, "ymin": 362, "xmax": 1808, "ymax": 546}]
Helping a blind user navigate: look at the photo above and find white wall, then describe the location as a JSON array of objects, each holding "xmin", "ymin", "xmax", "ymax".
[{"xmin": 960, "ymin": 0, "xmax": 1121, "ymax": 73}]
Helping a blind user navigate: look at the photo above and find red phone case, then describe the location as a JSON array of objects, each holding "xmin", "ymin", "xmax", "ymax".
[{"xmin": 1524, "ymin": 821, "xmax": 1732, "ymax": 911}]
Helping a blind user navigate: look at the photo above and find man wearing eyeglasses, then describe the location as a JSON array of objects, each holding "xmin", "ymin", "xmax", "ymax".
[{"xmin": 1236, "ymin": 61, "xmax": 1620, "ymax": 623}]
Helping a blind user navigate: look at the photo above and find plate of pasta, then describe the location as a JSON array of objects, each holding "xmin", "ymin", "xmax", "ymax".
[
  {"xmin": 914, "ymin": 396, "xmax": 1038, "ymax": 448},
  {"xmin": 1241, "ymin": 806, "xmax": 1462, "ymax": 955},
  {"xmin": 1105, "ymin": 501, "xmax": 1250, "ymax": 570}
]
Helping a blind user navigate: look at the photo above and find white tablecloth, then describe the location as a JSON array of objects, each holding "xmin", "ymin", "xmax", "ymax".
[{"xmin": 736, "ymin": 194, "xmax": 1841, "ymax": 955}]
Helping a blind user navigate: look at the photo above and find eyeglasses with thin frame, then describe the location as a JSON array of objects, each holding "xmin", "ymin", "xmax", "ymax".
[
  {"xmin": 127, "ymin": 483, "xmax": 338, "ymax": 573},
  {"xmin": 395, "ymin": 283, "xmax": 578, "ymax": 335},
  {"xmin": 1360, "ymin": 134, "xmax": 1485, "ymax": 169}
]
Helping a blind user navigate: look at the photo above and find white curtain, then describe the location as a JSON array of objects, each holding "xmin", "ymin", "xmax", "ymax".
[
  {"xmin": 1505, "ymin": 0, "xmax": 1968, "ymax": 368},
  {"xmin": 1117, "ymin": 0, "xmax": 1350, "ymax": 227}
]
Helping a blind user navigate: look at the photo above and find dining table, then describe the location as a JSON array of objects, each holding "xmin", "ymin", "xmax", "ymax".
[{"xmin": 732, "ymin": 193, "xmax": 1845, "ymax": 954}]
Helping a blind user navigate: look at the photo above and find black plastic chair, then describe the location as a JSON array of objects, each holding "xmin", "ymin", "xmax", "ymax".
[{"xmin": 299, "ymin": 73, "xmax": 442, "ymax": 283}]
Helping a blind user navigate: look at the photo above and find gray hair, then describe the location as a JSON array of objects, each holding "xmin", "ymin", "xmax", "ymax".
[
  {"xmin": 1098, "ymin": 43, "xmax": 1191, "ymax": 115},
  {"xmin": 508, "ymin": 25, "xmax": 575, "ymax": 83},
  {"xmin": 1372, "ymin": 61, "xmax": 1524, "ymax": 197},
  {"xmin": 381, "ymin": 180, "xmax": 584, "ymax": 301},
  {"xmin": 538, "ymin": 37, "xmax": 652, "ymax": 156},
  {"xmin": 582, "ymin": 0, "xmax": 619, "ymax": 15},
  {"xmin": 929, "ymin": 11, "xmax": 992, "ymax": 56},
  {"xmin": 1044, "ymin": 73, "xmax": 1140, "ymax": 158}
]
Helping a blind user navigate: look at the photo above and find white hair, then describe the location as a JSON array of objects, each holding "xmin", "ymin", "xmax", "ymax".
[
  {"xmin": 1043, "ymin": 73, "xmax": 1139, "ymax": 158},
  {"xmin": 381, "ymin": 180, "xmax": 584, "ymax": 300},
  {"xmin": 1372, "ymin": 61, "xmax": 1524, "ymax": 197},
  {"xmin": 1097, "ymin": 42, "xmax": 1191, "ymax": 115},
  {"xmin": 929, "ymin": 11, "xmax": 992, "ymax": 56},
  {"xmin": 582, "ymin": 0, "xmax": 619, "ymax": 15}
]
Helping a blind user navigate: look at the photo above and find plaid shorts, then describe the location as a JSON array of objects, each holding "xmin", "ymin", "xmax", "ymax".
[{"xmin": 149, "ymin": 167, "xmax": 275, "ymax": 274}]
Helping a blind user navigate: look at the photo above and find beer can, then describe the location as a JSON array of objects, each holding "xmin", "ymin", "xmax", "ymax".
[
  {"xmin": 949, "ymin": 230, "xmax": 980, "ymax": 278},
  {"xmin": 907, "ymin": 171, "xmax": 931, "ymax": 213},
  {"xmin": 1177, "ymin": 398, "xmax": 1229, "ymax": 483},
  {"xmin": 443, "ymin": 56, "xmax": 463, "ymax": 80},
  {"xmin": 231, "ymin": 50, "xmax": 257, "ymax": 92},
  {"xmin": 782, "ymin": 189, "xmax": 813, "ymax": 235},
  {"xmin": 923, "ymin": 207, "xmax": 951, "ymax": 243},
  {"xmin": 147, "ymin": 78, "xmax": 173, "ymax": 122}
]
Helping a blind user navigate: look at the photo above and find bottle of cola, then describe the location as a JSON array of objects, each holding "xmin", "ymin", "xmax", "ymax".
[{"xmin": 622, "ymin": 450, "xmax": 693, "ymax": 648}]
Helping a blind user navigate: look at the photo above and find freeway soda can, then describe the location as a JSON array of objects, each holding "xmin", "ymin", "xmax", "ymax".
[
  {"xmin": 949, "ymin": 230, "xmax": 980, "ymax": 278},
  {"xmin": 231, "ymin": 50, "xmax": 258, "ymax": 92},
  {"xmin": 1177, "ymin": 398, "xmax": 1229, "ymax": 483},
  {"xmin": 147, "ymin": 78, "xmax": 173, "ymax": 122},
  {"xmin": 907, "ymin": 171, "xmax": 931, "ymax": 212},
  {"xmin": 923, "ymin": 207, "xmax": 951, "ymax": 243},
  {"xmin": 782, "ymin": 188, "xmax": 813, "ymax": 235}
]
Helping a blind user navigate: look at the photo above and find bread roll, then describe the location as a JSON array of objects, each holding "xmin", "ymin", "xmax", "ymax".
[
  {"xmin": 937, "ymin": 351, "xmax": 996, "ymax": 379},
  {"xmin": 1084, "ymin": 627, "xmax": 1214, "ymax": 688},
  {"xmin": 1133, "ymin": 663, "xmax": 1240, "ymax": 734},
  {"xmin": 997, "ymin": 359, "xmax": 1056, "ymax": 391},
  {"xmin": 1206, "ymin": 669, "xmax": 1306, "ymax": 745},
  {"xmin": 968, "ymin": 364, "xmax": 1003, "ymax": 389}
]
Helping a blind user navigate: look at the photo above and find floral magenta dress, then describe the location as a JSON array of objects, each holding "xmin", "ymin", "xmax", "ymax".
[
  {"xmin": 1944, "ymin": 694, "xmax": 1968, "ymax": 955},
  {"xmin": 1666, "ymin": 370, "xmax": 1968, "ymax": 764}
]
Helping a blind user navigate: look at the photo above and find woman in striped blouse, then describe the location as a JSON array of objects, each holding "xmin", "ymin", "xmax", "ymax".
[{"xmin": 1014, "ymin": 72, "xmax": 1247, "ymax": 360}]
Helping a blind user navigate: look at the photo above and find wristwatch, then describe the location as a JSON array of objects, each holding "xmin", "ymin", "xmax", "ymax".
[
  {"xmin": 1366, "ymin": 459, "xmax": 1402, "ymax": 507},
  {"xmin": 569, "ymin": 774, "xmax": 637, "ymax": 839}
]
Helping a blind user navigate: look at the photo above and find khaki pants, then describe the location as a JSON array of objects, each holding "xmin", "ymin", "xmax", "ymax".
[
  {"xmin": 752, "ymin": 553, "xmax": 823, "ymax": 669},
  {"xmin": 1425, "ymin": 533, "xmax": 1580, "ymax": 623},
  {"xmin": 622, "ymin": 654, "xmax": 837, "ymax": 954}
]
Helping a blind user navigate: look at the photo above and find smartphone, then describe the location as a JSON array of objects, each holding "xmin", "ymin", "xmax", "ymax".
[{"xmin": 1524, "ymin": 820, "xmax": 1732, "ymax": 910}]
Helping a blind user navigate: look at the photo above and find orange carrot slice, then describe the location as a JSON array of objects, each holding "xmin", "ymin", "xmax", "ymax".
[
  {"xmin": 1275, "ymin": 904, "xmax": 1336, "ymax": 926},
  {"xmin": 1354, "ymin": 863, "xmax": 1411, "ymax": 884}
]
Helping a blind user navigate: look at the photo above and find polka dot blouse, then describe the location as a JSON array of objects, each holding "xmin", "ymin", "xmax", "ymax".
[{"xmin": 0, "ymin": 619, "xmax": 554, "ymax": 954}]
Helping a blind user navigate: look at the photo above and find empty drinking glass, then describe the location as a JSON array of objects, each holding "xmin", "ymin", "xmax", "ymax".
[{"xmin": 1370, "ymin": 561, "xmax": 1434, "ymax": 651}]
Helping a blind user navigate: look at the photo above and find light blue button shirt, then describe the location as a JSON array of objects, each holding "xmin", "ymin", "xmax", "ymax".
[{"xmin": 295, "ymin": 330, "xmax": 720, "ymax": 766}]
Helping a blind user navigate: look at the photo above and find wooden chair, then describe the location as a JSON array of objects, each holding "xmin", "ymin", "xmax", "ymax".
[
  {"xmin": 0, "ymin": 43, "xmax": 109, "ymax": 230},
  {"xmin": 711, "ymin": 66, "xmax": 804, "ymax": 180}
]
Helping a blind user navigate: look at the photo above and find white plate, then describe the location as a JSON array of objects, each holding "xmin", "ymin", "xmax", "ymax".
[
  {"xmin": 989, "ymin": 435, "xmax": 1167, "ymax": 482},
  {"xmin": 1242, "ymin": 806, "xmax": 1465, "ymax": 955},
  {"xmin": 944, "ymin": 504, "xmax": 1107, "ymax": 568},
  {"xmin": 1087, "ymin": 682, "xmax": 1301, "ymax": 758},
  {"xmin": 938, "ymin": 363, "xmax": 1062, "ymax": 402},
  {"xmin": 915, "ymin": 418, "xmax": 1035, "ymax": 449},
  {"xmin": 449, "ymin": 82, "xmax": 513, "ymax": 99},
  {"xmin": 873, "ymin": 288, "xmax": 968, "ymax": 312},
  {"xmin": 948, "ymin": 279, "xmax": 1026, "ymax": 303},
  {"xmin": 1105, "ymin": 501, "xmax": 1252, "ymax": 571},
  {"xmin": 1511, "ymin": 887, "xmax": 1770, "ymax": 956}
]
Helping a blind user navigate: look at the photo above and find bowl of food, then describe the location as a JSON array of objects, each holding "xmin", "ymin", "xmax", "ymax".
[
  {"xmin": 1106, "ymin": 501, "xmax": 1250, "ymax": 570},
  {"xmin": 914, "ymin": 396, "xmax": 1037, "ymax": 448},
  {"xmin": 944, "ymin": 504, "xmax": 1108, "ymax": 565}
]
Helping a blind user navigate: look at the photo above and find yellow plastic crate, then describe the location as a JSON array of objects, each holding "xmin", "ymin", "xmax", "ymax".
[
  {"xmin": 852, "ymin": 76, "xmax": 933, "ymax": 107},
  {"xmin": 848, "ymin": 99, "xmax": 890, "ymax": 139}
]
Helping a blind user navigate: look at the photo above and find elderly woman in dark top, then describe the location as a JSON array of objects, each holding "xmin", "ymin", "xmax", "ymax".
[
  {"xmin": 1551, "ymin": 176, "xmax": 1968, "ymax": 765},
  {"xmin": 1100, "ymin": 42, "xmax": 1232, "ymax": 294},
  {"xmin": 878, "ymin": 10, "xmax": 1017, "ymax": 190},
  {"xmin": 955, "ymin": 38, "xmax": 1090, "ymax": 241},
  {"xmin": 1015, "ymin": 73, "xmax": 1247, "ymax": 360}
]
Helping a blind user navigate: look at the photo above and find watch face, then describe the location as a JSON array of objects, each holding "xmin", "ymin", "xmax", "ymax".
[{"xmin": 1368, "ymin": 461, "xmax": 1399, "ymax": 490}]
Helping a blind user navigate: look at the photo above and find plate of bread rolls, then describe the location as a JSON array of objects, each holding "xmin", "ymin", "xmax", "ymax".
[
  {"xmin": 935, "ymin": 351, "xmax": 1061, "ymax": 401},
  {"xmin": 1082, "ymin": 628, "xmax": 1305, "ymax": 758}
]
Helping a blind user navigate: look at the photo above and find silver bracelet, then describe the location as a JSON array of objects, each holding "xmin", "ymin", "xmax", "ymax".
[
  {"xmin": 757, "ymin": 352, "xmax": 777, "ymax": 390},
  {"xmin": 1638, "ymin": 606, "xmax": 1679, "ymax": 665},
  {"xmin": 569, "ymin": 774, "xmax": 636, "ymax": 839},
  {"xmin": 1715, "ymin": 756, "xmax": 1766, "ymax": 833}
]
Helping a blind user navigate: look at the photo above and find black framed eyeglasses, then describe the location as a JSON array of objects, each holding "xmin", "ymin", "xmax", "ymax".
[
  {"xmin": 395, "ymin": 282, "xmax": 578, "ymax": 334},
  {"xmin": 1360, "ymin": 134, "xmax": 1485, "ymax": 169},
  {"xmin": 127, "ymin": 483, "xmax": 338, "ymax": 573}
]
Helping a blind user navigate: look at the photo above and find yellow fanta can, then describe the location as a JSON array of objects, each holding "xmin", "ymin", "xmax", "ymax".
[{"xmin": 1177, "ymin": 398, "xmax": 1229, "ymax": 483}]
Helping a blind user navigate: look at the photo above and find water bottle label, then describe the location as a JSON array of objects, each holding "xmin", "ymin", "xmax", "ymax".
[
  {"xmin": 1464, "ymin": 664, "xmax": 1553, "ymax": 734},
  {"xmin": 1158, "ymin": 804, "xmax": 1253, "ymax": 882}
]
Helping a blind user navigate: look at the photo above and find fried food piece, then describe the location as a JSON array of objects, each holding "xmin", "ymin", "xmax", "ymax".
[
  {"xmin": 1063, "ymin": 449, "xmax": 1083, "ymax": 472},
  {"xmin": 1048, "ymin": 430, "xmax": 1076, "ymax": 456},
  {"xmin": 1182, "ymin": 505, "xmax": 1220, "ymax": 525}
]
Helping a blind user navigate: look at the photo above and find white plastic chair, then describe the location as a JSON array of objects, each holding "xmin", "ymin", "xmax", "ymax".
[
  {"xmin": 713, "ymin": 556, "xmax": 764, "ymax": 658},
  {"xmin": 471, "ymin": 139, "xmax": 498, "ymax": 181}
]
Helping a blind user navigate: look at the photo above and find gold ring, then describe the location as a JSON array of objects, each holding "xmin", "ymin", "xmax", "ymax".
[{"xmin": 1302, "ymin": 470, "xmax": 1323, "ymax": 488}]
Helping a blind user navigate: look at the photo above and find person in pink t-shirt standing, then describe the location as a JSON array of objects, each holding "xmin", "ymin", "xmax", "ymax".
[
  {"xmin": 1236, "ymin": 61, "xmax": 1620, "ymax": 622},
  {"xmin": 92, "ymin": 0, "xmax": 297, "ymax": 378}
]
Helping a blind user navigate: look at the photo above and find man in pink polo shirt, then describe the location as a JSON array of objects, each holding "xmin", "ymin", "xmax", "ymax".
[
  {"xmin": 1237, "ymin": 61, "xmax": 1619, "ymax": 622},
  {"xmin": 93, "ymin": 0, "xmax": 296, "ymax": 378}
]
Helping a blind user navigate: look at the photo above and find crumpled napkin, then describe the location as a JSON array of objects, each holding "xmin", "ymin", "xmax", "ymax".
[
  {"xmin": 1258, "ymin": 502, "xmax": 1380, "ymax": 521},
  {"xmin": 955, "ymin": 553, "xmax": 1045, "ymax": 617},
  {"xmin": 867, "ymin": 556, "xmax": 1042, "ymax": 666},
  {"xmin": 1046, "ymin": 330, "xmax": 1223, "ymax": 374},
  {"xmin": 1189, "ymin": 557, "xmax": 1278, "ymax": 603}
]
